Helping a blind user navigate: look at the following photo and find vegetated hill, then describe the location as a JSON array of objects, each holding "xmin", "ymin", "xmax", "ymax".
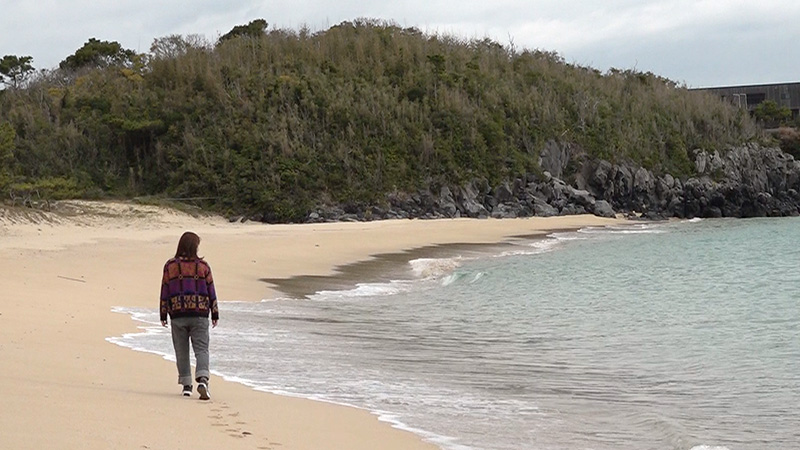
[{"xmin": 0, "ymin": 19, "xmax": 760, "ymax": 221}]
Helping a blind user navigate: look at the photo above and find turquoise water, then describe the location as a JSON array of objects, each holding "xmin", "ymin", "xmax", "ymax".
[{"xmin": 111, "ymin": 217, "xmax": 800, "ymax": 449}]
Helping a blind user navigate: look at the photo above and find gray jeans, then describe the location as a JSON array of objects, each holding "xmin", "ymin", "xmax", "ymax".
[{"xmin": 170, "ymin": 316, "xmax": 210, "ymax": 386}]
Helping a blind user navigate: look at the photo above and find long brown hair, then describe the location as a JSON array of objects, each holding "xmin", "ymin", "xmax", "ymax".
[{"xmin": 175, "ymin": 231, "xmax": 202, "ymax": 259}]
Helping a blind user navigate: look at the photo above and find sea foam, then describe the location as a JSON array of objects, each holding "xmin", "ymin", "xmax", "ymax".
[
  {"xmin": 308, "ymin": 281, "xmax": 411, "ymax": 301},
  {"xmin": 409, "ymin": 257, "xmax": 464, "ymax": 279}
]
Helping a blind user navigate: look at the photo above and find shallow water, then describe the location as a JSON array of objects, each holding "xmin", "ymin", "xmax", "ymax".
[{"xmin": 111, "ymin": 217, "xmax": 800, "ymax": 450}]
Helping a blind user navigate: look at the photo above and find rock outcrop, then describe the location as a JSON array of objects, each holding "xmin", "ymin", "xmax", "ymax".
[
  {"xmin": 290, "ymin": 144, "xmax": 800, "ymax": 223},
  {"xmin": 580, "ymin": 144, "xmax": 800, "ymax": 218}
]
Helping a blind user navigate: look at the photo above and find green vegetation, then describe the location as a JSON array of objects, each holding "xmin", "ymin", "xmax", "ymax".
[
  {"xmin": 0, "ymin": 19, "xmax": 759, "ymax": 220},
  {"xmin": 59, "ymin": 38, "xmax": 138, "ymax": 71},
  {"xmin": 775, "ymin": 127, "xmax": 800, "ymax": 159},
  {"xmin": 218, "ymin": 18, "xmax": 269, "ymax": 43},
  {"xmin": 755, "ymin": 101, "xmax": 799, "ymax": 156},
  {"xmin": 753, "ymin": 100, "xmax": 793, "ymax": 128},
  {"xmin": 0, "ymin": 55, "xmax": 35, "ymax": 89}
]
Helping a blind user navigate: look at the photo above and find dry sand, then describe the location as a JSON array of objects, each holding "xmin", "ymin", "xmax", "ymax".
[{"xmin": 0, "ymin": 201, "xmax": 628, "ymax": 449}]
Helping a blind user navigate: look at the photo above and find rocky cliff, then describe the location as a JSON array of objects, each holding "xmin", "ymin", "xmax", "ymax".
[
  {"xmin": 579, "ymin": 143, "xmax": 800, "ymax": 219},
  {"xmin": 295, "ymin": 143, "xmax": 800, "ymax": 223}
]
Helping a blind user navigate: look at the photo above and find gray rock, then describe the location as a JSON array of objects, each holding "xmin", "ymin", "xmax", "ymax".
[
  {"xmin": 438, "ymin": 186, "xmax": 458, "ymax": 218},
  {"xmin": 494, "ymin": 183, "xmax": 515, "ymax": 204},
  {"xmin": 584, "ymin": 160, "xmax": 613, "ymax": 197},
  {"xmin": 614, "ymin": 165, "xmax": 634, "ymax": 198},
  {"xmin": 532, "ymin": 197, "xmax": 559, "ymax": 217},
  {"xmin": 592, "ymin": 200, "xmax": 616, "ymax": 218},
  {"xmin": 455, "ymin": 182, "xmax": 490, "ymax": 218},
  {"xmin": 703, "ymin": 206, "xmax": 723, "ymax": 218},
  {"xmin": 464, "ymin": 199, "xmax": 489, "ymax": 218},
  {"xmin": 539, "ymin": 140, "xmax": 573, "ymax": 179},
  {"xmin": 567, "ymin": 187, "xmax": 595, "ymax": 208},
  {"xmin": 559, "ymin": 204, "xmax": 586, "ymax": 215},
  {"xmin": 633, "ymin": 167, "xmax": 655, "ymax": 197},
  {"xmin": 512, "ymin": 178, "xmax": 527, "ymax": 199},
  {"xmin": 491, "ymin": 203, "xmax": 518, "ymax": 219}
]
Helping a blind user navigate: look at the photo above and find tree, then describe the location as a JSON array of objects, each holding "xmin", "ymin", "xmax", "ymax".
[
  {"xmin": 218, "ymin": 19, "xmax": 268, "ymax": 43},
  {"xmin": 754, "ymin": 100, "xmax": 791, "ymax": 126},
  {"xmin": 59, "ymin": 38, "xmax": 136, "ymax": 70},
  {"xmin": 0, "ymin": 122, "xmax": 14, "ymax": 188},
  {"xmin": 0, "ymin": 55, "xmax": 35, "ymax": 89},
  {"xmin": 0, "ymin": 122, "xmax": 13, "ymax": 162},
  {"xmin": 150, "ymin": 34, "xmax": 209, "ymax": 60}
]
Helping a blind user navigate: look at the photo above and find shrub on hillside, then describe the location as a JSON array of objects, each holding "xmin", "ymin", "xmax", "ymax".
[{"xmin": 776, "ymin": 127, "xmax": 800, "ymax": 159}]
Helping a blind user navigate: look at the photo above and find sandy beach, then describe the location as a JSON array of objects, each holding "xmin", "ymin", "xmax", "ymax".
[{"xmin": 0, "ymin": 201, "xmax": 627, "ymax": 449}]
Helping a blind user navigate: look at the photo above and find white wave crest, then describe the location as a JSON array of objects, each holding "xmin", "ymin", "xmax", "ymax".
[
  {"xmin": 495, "ymin": 237, "xmax": 565, "ymax": 257},
  {"xmin": 548, "ymin": 231, "xmax": 587, "ymax": 241},
  {"xmin": 409, "ymin": 257, "xmax": 463, "ymax": 279},
  {"xmin": 308, "ymin": 281, "xmax": 409, "ymax": 301},
  {"xmin": 440, "ymin": 270, "xmax": 486, "ymax": 287},
  {"xmin": 441, "ymin": 273, "xmax": 459, "ymax": 286},
  {"xmin": 106, "ymin": 307, "xmax": 172, "ymax": 357},
  {"xmin": 110, "ymin": 306, "xmax": 162, "ymax": 326},
  {"xmin": 531, "ymin": 237, "xmax": 568, "ymax": 250},
  {"xmin": 578, "ymin": 224, "xmax": 666, "ymax": 235}
]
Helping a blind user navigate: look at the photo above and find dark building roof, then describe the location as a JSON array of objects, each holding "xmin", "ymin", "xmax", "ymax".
[{"xmin": 694, "ymin": 82, "xmax": 800, "ymax": 116}]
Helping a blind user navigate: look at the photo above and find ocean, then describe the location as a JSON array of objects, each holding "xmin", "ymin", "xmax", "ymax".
[{"xmin": 109, "ymin": 217, "xmax": 800, "ymax": 450}]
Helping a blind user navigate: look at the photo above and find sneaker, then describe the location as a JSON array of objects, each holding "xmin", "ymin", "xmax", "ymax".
[
  {"xmin": 182, "ymin": 385, "xmax": 192, "ymax": 397},
  {"xmin": 197, "ymin": 382, "xmax": 210, "ymax": 400}
]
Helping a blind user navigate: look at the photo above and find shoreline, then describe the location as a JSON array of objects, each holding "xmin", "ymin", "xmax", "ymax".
[
  {"xmin": 105, "ymin": 310, "xmax": 457, "ymax": 449},
  {"xmin": 112, "ymin": 231, "xmax": 581, "ymax": 448},
  {"xmin": 0, "ymin": 201, "xmax": 630, "ymax": 449},
  {"xmin": 261, "ymin": 237, "xmax": 547, "ymax": 299}
]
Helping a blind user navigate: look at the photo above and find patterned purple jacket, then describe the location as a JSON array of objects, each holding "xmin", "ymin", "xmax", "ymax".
[{"xmin": 160, "ymin": 257, "xmax": 219, "ymax": 321}]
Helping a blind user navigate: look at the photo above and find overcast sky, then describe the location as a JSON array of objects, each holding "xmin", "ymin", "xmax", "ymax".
[{"xmin": 1, "ymin": 0, "xmax": 798, "ymax": 88}]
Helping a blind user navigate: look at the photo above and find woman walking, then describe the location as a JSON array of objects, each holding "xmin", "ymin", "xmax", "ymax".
[{"xmin": 160, "ymin": 231, "xmax": 219, "ymax": 400}]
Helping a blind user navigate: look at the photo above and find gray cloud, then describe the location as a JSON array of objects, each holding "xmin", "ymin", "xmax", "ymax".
[{"xmin": 1, "ymin": 0, "xmax": 797, "ymax": 86}]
